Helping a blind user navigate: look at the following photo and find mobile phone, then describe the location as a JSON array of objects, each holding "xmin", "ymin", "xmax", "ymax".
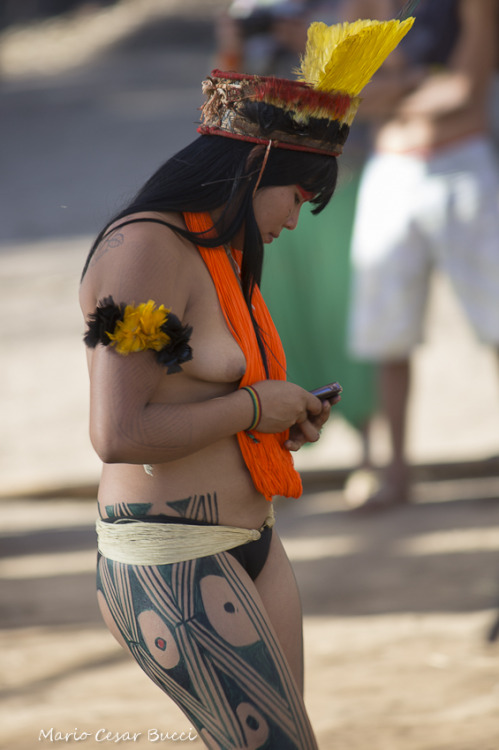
[{"xmin": 309, "ymin": 382, "xmax": 343, "ymax": 401}]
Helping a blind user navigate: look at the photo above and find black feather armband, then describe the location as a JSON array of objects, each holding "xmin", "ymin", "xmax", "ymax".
[{"xmin": 84, "ymin": 296, "xmax": 193, "ymax": 374}]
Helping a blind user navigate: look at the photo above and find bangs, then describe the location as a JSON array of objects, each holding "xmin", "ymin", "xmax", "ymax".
[
  {"xmin": 259, "ymin": 147, "xmax": 338, "ymax": 214},
  {"xmin": 299, "ymin": 158, "xmax": 338, "ymax": 214}
]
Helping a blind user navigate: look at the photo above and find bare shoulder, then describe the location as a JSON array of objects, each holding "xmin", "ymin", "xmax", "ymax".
[{"xmin": 80, "ymin": 212, "xmax": 197, "ymax": 319}]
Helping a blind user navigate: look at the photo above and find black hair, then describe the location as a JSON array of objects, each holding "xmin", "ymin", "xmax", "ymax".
[{"xmin": 81, "ymin": 134, "xmax": 338, "ymax": 371}]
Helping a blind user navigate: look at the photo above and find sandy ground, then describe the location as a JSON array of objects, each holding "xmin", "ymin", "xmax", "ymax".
[
  {"xmin": 2, "ymin": 487, "xmax": 499, "ymax": 750},
  {"xmin": 2, "ymin": 2, "xmax": 499, "ymax": 748}
]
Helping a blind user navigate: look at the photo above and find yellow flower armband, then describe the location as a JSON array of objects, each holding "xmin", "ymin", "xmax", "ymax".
[{"xmin": 84, "ymin": 296, "xmax": 193, "ymax": 374}]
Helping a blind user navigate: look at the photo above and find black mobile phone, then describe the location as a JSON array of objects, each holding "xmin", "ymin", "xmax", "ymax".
[{"xmin": 310, "ymin": 382, "xmax": 343, "ymax": 401}]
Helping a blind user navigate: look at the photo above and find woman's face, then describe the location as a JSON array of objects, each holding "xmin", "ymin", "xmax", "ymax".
[{"xmin": 253, "ymin": 185, "xmax": 309, "ymax": 244}]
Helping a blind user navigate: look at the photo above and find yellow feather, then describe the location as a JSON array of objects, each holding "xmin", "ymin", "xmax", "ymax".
[{"xmin": 298, "ymin": 17, "xmax": 415, "ymax": 97}]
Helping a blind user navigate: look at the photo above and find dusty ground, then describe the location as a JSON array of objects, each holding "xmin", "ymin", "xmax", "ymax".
[{"xmin": 2, "ymin": 483, "xmax": 499, "ymax": 750}]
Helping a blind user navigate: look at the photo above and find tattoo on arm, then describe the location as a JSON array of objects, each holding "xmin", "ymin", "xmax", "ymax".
[{"xmin": 90, "ymin": 231, "xmax": 124, "ymax": 268}]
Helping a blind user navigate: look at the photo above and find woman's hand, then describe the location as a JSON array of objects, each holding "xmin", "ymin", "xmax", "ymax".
[
  {"xmin": 249, "ymin": 380, "xmax": 323, "ymax": 434},
  {"xmin": 284, "ymin": 398, "xmax": 335, "ymax": 451},
  {"xmin": 249, "ymin": 380, "xmax": 340, "ymax": 450}
]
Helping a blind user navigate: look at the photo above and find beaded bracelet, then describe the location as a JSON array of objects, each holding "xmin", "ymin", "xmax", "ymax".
[{"xmin": 242, "ymin": 385, "xmax": 262, "ymax": 432}]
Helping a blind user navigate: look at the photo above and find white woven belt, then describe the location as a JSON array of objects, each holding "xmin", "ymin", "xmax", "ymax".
[{"xmin": 96, "ymin": 510, "xmax": 274, "ymax": 566}]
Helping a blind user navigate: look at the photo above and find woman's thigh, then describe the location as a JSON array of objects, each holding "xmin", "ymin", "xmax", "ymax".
[
  {"xmin": 97, "ymin": 549, "xmax": 317, "ymax": 750},
  {"xmin": 253, "ymin": 531, "xmax": 305, "ymax": 692}
]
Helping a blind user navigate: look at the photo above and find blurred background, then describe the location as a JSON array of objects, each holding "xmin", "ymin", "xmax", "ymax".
[{"xmin": 2, "ymin": 2, "xmax": 499, "ymax": 748}]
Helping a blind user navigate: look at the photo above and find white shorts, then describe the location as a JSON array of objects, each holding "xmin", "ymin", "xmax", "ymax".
[{"xmin": 348, "ymin": 136, "xmax": 499, "ymax": 359}]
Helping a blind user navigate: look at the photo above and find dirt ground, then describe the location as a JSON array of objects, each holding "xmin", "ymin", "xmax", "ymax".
[{"xmin": 2, "ymin": 481, "xmax": 499, "ymax": 750}]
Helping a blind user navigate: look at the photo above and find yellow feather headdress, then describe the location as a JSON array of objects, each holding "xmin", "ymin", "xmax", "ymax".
[
  {"xmin": 199, "ymin": 15, "xmax": 415, "ymax": 155},
  {"xmin": 298, "ymin": 18, "xmax": 415, "ymax": 97}
]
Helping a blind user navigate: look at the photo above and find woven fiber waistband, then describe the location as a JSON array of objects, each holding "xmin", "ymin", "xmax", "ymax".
[{"xmin": 96, "ymin": 509, "xmax": 275, "ymax": 566}]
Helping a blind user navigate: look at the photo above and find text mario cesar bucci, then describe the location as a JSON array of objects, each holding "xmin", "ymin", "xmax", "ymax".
[{"xmin": 38, "ymin": 727, "xmax": 198, "ymax": 742}]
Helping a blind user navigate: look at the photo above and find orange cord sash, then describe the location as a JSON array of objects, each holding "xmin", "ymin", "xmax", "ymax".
[{"xmin": 183, "ymin": 211, "xmax": 303, "ymax": 501}]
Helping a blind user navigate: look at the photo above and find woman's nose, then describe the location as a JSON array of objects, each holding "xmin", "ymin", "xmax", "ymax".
[{"xmin": 284, "ymin": 205, "xmax": 301, "ymax": 230}]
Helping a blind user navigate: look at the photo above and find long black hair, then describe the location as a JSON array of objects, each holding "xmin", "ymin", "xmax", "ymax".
[{"xmin": 81, "ymin": 134, "xmax": 338, "ymax": 371}]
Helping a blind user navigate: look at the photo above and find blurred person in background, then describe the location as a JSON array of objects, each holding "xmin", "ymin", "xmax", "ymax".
[
  {"xmin": 341, "ymin": 0, "xmax": 499, "ymax": 511},
  {"xmin": 215, "ymin": 1, "xmax": 363, "ymax": 74},
  {"xmin": 215, "ymin": 0, "xmax": 312, "ymax": 76},
  {"xmin": 79, "ymin": 14, "xmax": 413, "ymax": 747}
]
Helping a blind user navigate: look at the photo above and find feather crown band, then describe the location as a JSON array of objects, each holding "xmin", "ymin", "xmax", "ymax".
[
  {"xmin": 84, "ymin": 297, "xmax": 193, "ymax": 374},
  {"xmin": 198, "ymin": 15, "xmax": 415, "ymax": 155}
]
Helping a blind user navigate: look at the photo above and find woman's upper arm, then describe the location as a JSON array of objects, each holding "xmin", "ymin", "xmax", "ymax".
[
  {"xmin": 82, "ymin": 222, "xmax": 192, "ymax": 460},
  {"xmin": 87, "ymin": 221, "xmax": 189, "ymax": 314}
]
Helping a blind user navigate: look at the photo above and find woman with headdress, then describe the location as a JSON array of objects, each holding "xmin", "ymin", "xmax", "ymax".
[{"xmin": 80, "ymin": 14, "xmax": 414, "ymax": 748}]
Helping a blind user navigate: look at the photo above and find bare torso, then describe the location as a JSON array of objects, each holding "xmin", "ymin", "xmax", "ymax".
[
  {"xmin": 374, "ymin": 93, "xmax": 490, "ymax": 154},
  {"xmin": 80, "ymin": 211, "xmax": 269, "ymax": 528}
]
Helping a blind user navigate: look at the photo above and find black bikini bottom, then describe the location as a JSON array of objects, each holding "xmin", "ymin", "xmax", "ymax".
[{"xmin": 99, "ymin": 514, "xmax": 273, "ymax": 582}]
